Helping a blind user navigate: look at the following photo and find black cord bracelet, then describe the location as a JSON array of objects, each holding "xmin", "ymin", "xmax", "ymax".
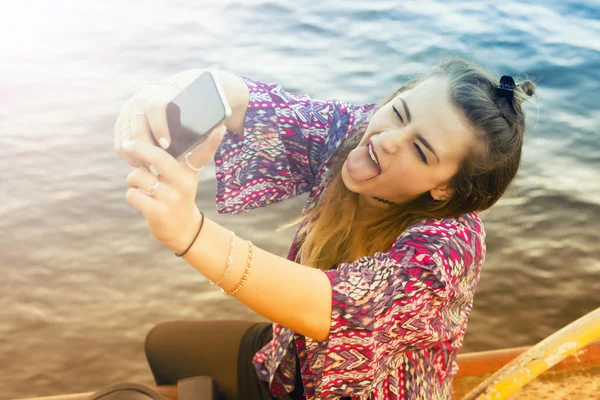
[{"xmin": 175, "ymin": 211, "xmax": 205, "ymax": 257}]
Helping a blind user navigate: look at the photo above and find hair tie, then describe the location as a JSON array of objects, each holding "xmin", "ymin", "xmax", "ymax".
[{"xmin": 496, "ymin": 75, "xmax": 517, "ymax": 103}]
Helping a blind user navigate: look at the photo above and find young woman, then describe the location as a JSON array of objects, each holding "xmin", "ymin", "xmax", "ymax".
[{"xmin": 114, "ymin": 57, "xmax": 536, "ymax": 400}]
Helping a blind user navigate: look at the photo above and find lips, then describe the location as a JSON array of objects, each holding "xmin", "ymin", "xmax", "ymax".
[{"xmin": 368, "ymin": 138, "xmax": 382, "ymax": 173}]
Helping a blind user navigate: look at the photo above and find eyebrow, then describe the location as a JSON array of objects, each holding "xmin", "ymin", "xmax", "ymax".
[
  {"xmin": 400, "ymin": 98, "xmax": 412, "ymax": 123},
  {"xmin": 398, "ymin": 97, "xmax": 440, "ymax": 164},
  {"xmin": 416, "ymin": 134, "xmax": 440, "ymax": 163}
]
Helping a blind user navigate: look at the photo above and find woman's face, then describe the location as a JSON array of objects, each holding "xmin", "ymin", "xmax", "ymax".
[{"xmin": 341, "ymin": 76, "xmax": 477, "ymax": 210}]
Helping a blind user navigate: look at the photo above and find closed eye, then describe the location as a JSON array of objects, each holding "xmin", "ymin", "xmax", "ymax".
[
  {"xmin": 394, "ymin": 104, "xmax": 428, "ymax": 164},
  {"xmin": 413, "ymin": 143, "xmax": 428, "ymax": 164},
  {"xmin": 392, "ymin": 105, "xmax": 404, "ymax": 124}
]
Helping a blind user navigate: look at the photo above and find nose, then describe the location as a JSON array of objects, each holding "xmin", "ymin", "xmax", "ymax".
[{"xmin": 377, "ymin": 129, "xmax": 403, "ymax": 154}]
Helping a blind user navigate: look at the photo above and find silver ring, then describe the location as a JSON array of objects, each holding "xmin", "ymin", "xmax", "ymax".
[
  {"xmin": 185, "ymin": 151, "xmax": 204, "ymax": 172},
  {"xmin": 129, "ymin": 112, "xmax": 146, "ymax": 118},
  {"xmin": 139, "ymin": 180, "xmax": 160, "ymax": 196}
]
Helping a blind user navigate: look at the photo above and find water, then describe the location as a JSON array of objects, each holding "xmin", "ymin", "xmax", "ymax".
[{"xmin": 1, "ymin": 0, "xmax": 599, "ymax": 398}]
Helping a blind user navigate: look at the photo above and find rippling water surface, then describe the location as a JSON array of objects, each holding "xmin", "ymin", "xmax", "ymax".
[{"xmin": 1, "ymin": 0, "xmax": 599, "ymax": 398}]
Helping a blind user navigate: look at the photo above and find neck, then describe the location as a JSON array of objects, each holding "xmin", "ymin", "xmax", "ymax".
[
  {"xmin": 358, "ymin": 194, "xmax": 392, "ymax": 209},
  {"xmin": 356, "ymin": 195, "xmax": 389, "ymax": 221}
]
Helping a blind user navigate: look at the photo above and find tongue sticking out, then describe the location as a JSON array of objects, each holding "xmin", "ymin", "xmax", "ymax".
[{"xmin": 346, "ymin": 146, "xmax": 381, "ymax": 182}]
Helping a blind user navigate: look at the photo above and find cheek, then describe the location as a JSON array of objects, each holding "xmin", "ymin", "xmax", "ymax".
[
  {"xmin": 384, "ymin": 154, "xmax": 432, "ymax": 191},
  {"xmin": 363, "ymin": 116, "xmax": 388, "ymax": 142}
]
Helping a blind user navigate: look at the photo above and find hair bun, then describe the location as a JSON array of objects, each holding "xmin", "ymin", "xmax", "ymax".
[{"xmin": 518, "ymin": 80, "xmax": 536, "ymax": 97}]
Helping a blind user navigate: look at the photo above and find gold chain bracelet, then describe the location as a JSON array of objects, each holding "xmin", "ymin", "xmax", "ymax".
[{"xmin": 223, "ymin": 240, "xmax": 253, "ymax": 297}]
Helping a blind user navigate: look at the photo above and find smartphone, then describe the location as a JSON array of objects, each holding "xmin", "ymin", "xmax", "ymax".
[{"xmin": 164, "ymin": 71, "xmax": 232, "ymax": 160}]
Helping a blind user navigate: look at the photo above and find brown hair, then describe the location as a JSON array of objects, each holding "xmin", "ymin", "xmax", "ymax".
[{"xmin": 277, "ymin": 56, "xmax": 537, "ymax": 271}]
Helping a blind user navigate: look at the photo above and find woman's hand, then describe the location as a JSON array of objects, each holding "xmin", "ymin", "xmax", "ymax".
[
  {"xmin": 114, "ymin": 81, "xmax": 185, "ymax": 168},
  {"xmin": 121, "ymin": 124, "xmax": 226, "ymax": 254}
]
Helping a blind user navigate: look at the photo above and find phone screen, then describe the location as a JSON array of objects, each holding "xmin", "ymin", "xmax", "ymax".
[{"xmin": 165, "ymin": 71, "xmax": 230, "ymax": 160}]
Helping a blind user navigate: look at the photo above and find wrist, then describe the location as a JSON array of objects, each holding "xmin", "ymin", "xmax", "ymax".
[{"xmin": 170, "ymin": 208, "xmax": 203, "ymax": 256}]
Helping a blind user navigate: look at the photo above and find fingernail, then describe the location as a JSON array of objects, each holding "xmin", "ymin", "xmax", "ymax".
[
  {"xmin": 159, "ymin": 137, "xmax": 170, "ymax": 149},
  {"xmin": 122, "ymin": 140, "xmax": 134, "ymax": 150},
  {"xmin": 149, "ymin": 165, "xmax": 160, "ymax": 176}
]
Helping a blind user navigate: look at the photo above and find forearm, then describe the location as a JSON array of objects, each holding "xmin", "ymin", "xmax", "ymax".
[
  {"xmin": 165, "ymin": 69, "xmax": 250, "ymax": 134},
  {"xmin": 180, "ymin": 215, "xmax": 333, "ymax": 342}
]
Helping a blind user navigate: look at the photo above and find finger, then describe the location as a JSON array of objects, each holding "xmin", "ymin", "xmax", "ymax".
[
  {"xmin": 145, "ymin": 94, "xmax": 173, "ymax": 151},
  {"xmin": 115, "ymin": 122, "xmax": 146, "ymax": 168},
  {"xmin": 121, "ymin": 140, "xmax": 182, "ymax": 184},
  {"xmin": 125, "ymin": 186, "xmax": 163, "ymax": 218},
  {"xmin": 113, "ymin": 94, "xmax": 144, "ymax": 167},
  {"xmin": 126, "ymin": 166, "xmax": 176, "ymax": 203},
  {"xmin": 128, "ymin": 112, "xmax": 157, "ymax": 171},
  {"xmin": 113, "ymin": 104, "xmax": 128, "ymax": 139},
  {"xmin": 129, "ymin": 112, "xmax": 154, "ymax": 144},
  {"xmin": 183, "ymin": 124, "xmax": 227, "ymax": 173}
]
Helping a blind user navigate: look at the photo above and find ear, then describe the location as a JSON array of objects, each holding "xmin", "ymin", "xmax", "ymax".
[{"xmin": 430, "ymin": 182, "xmax": 454, "ymax": 201}]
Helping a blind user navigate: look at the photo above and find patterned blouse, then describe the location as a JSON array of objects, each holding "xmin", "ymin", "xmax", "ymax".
[{"xmin": 213, "ymin": 77, "xmax": 486, "ymax": 399}]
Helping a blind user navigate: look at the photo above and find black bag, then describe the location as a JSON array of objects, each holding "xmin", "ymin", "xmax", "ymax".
[{"xmin": 87, "ymin": 376, "xmax": 220, "ymax": 400}]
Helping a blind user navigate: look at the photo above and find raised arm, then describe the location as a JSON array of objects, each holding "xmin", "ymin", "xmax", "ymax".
[
  {"xmin": 114, "ymin": 69, "xmax": 376, "ymax": 214},
  {"xmin": 213, "ymin": 76, "xmax": 378, "ymax": 215}
]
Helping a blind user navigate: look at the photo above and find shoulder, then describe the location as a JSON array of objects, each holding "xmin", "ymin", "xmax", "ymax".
[
  {"xmin": 394, "ymin": 212, "xmax": 484, "ymax": 247},
  {"xmin": 391, "ymin": 212, "xmax": 486, "ymax": 273}
]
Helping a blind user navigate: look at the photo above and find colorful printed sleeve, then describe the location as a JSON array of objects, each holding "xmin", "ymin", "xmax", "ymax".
[
  {"xmin": 213, "ymin": 76, "xmax": 376, "ymax": 215},
  {"xmin": 301, "ymin": 217, "xmax": 484, "ymax": 399}
]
